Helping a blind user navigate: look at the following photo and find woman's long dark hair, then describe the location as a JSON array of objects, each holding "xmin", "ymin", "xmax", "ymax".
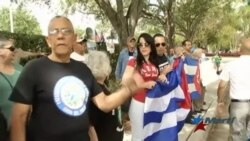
[{"xmin": 136, "ymin": 33, "xmax": 159, "ymax": 71}]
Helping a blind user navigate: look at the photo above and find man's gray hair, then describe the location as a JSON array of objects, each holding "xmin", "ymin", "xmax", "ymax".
[
  {"xmin": 48, "ymin": 15, "xmax": 74, "ymax": 33},
  {"xmin": 85, "ymin": 51, "xmax": 112, "ymax": 80}
]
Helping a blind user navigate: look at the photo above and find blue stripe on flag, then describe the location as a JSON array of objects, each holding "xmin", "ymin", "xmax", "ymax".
[
  {"xmin": 144, "ymin": 126, "xmax": 178, "ymax": 141},
  {"xmin": 186, "ymin": 74, "xmax": 194, "ymax": 83},
  {"xmin": 147, "ymin": 72, "xmax": 179, "ymax": 98},
  {"xmin": 184, "ymin": 56, "xmax": 198, "ymax": 66},
  {"xmin": 143, "ymin": 69, "xmax": 188, "ymax": 141},
  {"xmin": 144, "ymin": 97, "xmax": 179, "ymax": 125}
]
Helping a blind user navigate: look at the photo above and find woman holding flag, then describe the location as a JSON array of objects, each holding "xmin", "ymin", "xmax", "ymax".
[
  {"xmin": 123, "ymin": 35, "xmax": 192, "ymax": 141},
  {"xmin": 122, "ymin": 33, "xmax": 165, "ymax": 141}
]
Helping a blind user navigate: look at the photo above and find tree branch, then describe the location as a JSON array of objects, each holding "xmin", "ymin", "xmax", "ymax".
[
  {"xmin": 116, "ymin": 0, "xmax": 123, "ymax": 17},
  {"xmin": 142, "ymin": 9, "xmax": 165, "ymax": 24},
  {"xmin": 175, "ymin": 31, "xmax": 185, "ymax": 37},
  {"xmin": 126, "ymin": 0, "xmax": 145, "ymax": 35},
  {"xmin": 156, "ymin": 0, "xmax": 165, "ymax": 11},
  {"xmin": 147, "ymin": 2, "xmax": 165, "ymax": 11},
  {"xmin": 175, "ymin": 18, "xmax": 188, "ymax": 34},
  {"xmin": 94, "ymin": 0, "xmax": 118, "ymax": 28}
]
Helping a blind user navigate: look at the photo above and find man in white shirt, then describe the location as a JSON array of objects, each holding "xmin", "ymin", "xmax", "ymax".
[
  {"xmin": 70, "ymin": 37, "xmax": 88, "ymax": 63},
  {"xmin": 217, "ymin": 37, "xmax": 250, "ymax": 141}
]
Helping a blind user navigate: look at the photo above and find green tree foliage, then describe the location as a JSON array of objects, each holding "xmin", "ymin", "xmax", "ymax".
[
  {"xmin": 193, "ymin": 0, "xmax": 240, "ymax": 51},
  {"xmin": 237, "ymin": 6, "xmax": 250, "ymax": 36},
  {"xmin": 0, "ymin": 31, "xmax": 48, "ymax": 52},
  {"xmin": 175, "ymin": 0, "xmax": 215, "ymax": 41},
  {"xmin": 0, "ymin": 7, "xmax": 41, "ymax": 35},
  {"xmin": 143, "ymin": 0, "xmax": 176, "ymax": 47},
  {"xmin": 74, "ymin": 27, "xmax": 85, "ymax": 37},
  {"xmin": 136, "ymin": 18, "xmax": 163, "ymax": 37},
  {"xmin": 63, "ymin": 0, "xmax": 145, "ymax": 49}
]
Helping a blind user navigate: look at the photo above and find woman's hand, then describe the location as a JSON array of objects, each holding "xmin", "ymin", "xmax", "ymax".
[{"xmin": 144, "ymin": 81, "xmax": 157, "ymax": 89}]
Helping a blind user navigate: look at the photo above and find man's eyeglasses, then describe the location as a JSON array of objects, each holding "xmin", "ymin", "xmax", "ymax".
[
  {"xmin": 7, "ymin": 46, "xmax": 15, "ymax": 52},
  {"xmin": 48, "ymin": 28, "xmax": 73, "ymax": 36},
  {"xmin": 155, "ymin": 43, "xmax": 166, "ymax": 47}
]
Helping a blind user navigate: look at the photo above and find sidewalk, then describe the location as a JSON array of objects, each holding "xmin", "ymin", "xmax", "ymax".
[{"xmin": 178, "ymin": 80, "xmax": 219, "ymax": 141}]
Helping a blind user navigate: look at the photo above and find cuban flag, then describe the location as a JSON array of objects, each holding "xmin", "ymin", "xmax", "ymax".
[
  {"xmin": 183, "ymin": 56, "xmax": 201, "ymax": 100},
  {"xmin": 143, "ymin": 58, "xmax": 191, "ymax": 141}
]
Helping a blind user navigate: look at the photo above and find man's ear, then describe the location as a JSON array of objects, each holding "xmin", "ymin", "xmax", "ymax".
[
  {"xmin": 45, "ymin": 37, "xmax": 51, "ymax": 48},
  {"xmin": 73, "ymin": 33, "xmax": 77, "ymax": 42}
]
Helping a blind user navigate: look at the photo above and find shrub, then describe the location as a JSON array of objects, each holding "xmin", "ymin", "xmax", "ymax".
[{"xmin": 1, "ymin": 31, "xmax": 122, "ymax": 88}]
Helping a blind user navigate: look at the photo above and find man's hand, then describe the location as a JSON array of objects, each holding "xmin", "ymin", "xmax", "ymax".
[
  {"xmin": 158, "ymin": 74, "xmax": 168, "ymax": 83},
  {"xmin": 162, "ymin": 65, "xmax": 173, "ymax": 74}
]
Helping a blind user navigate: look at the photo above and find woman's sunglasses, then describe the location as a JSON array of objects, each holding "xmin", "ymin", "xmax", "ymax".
[
  {"xmin": 7, "ymin": 46, "xmax": 15, "ymax": 52},
  {"xmin": 138, "ymin": 43, "xmax": 150, "ymax": 48}
]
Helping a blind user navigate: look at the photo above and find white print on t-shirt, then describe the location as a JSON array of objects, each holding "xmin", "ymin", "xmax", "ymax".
[
  {"xmin": 140, "ymin": 65, "xmax": 158, "ymax": 78},
  {"xmin": 53, "ymin": 76, "xmax": 89, "ymax": 116}
]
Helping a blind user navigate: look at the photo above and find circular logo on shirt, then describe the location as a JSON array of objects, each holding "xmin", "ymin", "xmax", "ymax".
[{"xmin": 53, "ymin": 76, "xmax": 89, "ymax": 116}]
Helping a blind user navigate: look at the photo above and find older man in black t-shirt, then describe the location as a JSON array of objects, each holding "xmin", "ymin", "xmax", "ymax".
[{"xmin": 8, "ymin": 16, "xmax": 138, "ymax": 141}]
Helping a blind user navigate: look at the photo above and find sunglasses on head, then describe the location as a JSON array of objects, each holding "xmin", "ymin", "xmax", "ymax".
[
  {"xmin": 7, "ymin": 46, "xmax": 15, "ymax": 52},
  {"xmin": 155, "ymin": 43, "xmax": 166, "ymax": 47}
]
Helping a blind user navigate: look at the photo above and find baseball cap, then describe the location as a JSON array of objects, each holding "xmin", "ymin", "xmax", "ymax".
[
  {"xmin": 76, "ymin": 36, "xmax": 87, "ymax": 43},
  {"xmin": 127, "ymin": 36, "xmax": 136, "ymax": 42}
]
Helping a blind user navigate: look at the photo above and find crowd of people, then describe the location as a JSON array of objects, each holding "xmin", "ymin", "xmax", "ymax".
[{"xmin": 0, "ymin": 15, "xmax": 249, "ymax": 141}]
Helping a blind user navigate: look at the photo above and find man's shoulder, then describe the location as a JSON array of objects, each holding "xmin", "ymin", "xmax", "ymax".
[
  {"xmin": 71, "ymin": 58, "xmax": 84, "ymax": 65},
  {"xmin": 25, "ymin": 57, "xmax": 46, "ymax": 66},
  {"xmin": 120, "ymin": 48, "xmax": 128, "ymax": 53},
  {"xmin": 19, "ymin": 57, "xmax": 46, "ymax": 74},
  {"xmin": 157, "ymin": 54, "xmax": 169, "ymax": 61},
  {"xmin": 71, "ymin": 59, "xmax": 89, "ymax": 69},
  {"xmin": 71, "ymin": 51, "xmax": 84, "ymax": 58},
  {"xmin": 224, "ymin": 59, "xmax": 239, "ymax": 70}
]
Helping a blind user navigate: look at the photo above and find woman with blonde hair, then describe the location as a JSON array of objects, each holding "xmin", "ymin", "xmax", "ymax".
[{"xmin": 85, "ymin": 51, "xmax": 124, "ymax": 141}]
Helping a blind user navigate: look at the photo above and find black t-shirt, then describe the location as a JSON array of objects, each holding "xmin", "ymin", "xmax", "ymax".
[
  {"xmin": 157, "ymin": 55, "xmax": 169, "ymax": 71},
  {"xmin": 9, "ymin": 57, "xmax": 102, "ymax": 141},
  {"xmin": 89, "ymin": 84, "xmax": 123, "ymax": 141}
]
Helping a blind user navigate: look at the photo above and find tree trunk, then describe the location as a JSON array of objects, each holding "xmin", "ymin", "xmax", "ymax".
[
  {"xmin": 165, "ymin": 0, "xmax": 176, "ymax": 48},
  {"xmin": 94, "ymin": 0, "xmax": 144, "ymax": 49}
]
